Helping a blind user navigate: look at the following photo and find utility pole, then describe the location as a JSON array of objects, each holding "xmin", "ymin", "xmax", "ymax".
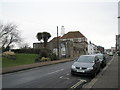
[{"xmin": 57, "ymin": 26, "xmax": 59, "ymax": 60}]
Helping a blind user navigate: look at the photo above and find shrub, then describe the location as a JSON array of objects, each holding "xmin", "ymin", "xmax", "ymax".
[
  {"xmin": 11, "ymin": 48, "xmax": 41, "ymax": 54},
  {"xmin": 3, "ymin": 51, "xmax": 16, "ymax": 56},
  {"xmin": 35, "ymin": 48, "xmax": 57, "ymax": 62},
  {"xmin": 41, "ymin": 57, "xmax": 50, "ymax": 61},
  {"xmin": 39, "ymin": 48, "xmax": 57, "ymax": 60},
  {"xmin": 48, "ymin": 53, "xmax": 57, "ymax": 60},
  {"xmin": 35, "ymin": 56, "xmax": 51, "ymax": 62},
  {"xmin": 35, "ymin": 57, "xmax": 40, "ymax": 62},
  {"xmin": 39, "ymin": 49, "xmax": 48, "ymax": 58},
  {"xmin": 2, "ymin": 51, "xmax": 16, "ymax": 60}
]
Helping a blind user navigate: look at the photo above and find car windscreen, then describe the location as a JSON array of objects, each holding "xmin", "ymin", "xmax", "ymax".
[
  {"xmin": 77, "ymin": 56, "xmax": 94, "ymax": 63},
  {"xmin": 97, "ymin": 55, "xmax": 103, "ymax": 59}
]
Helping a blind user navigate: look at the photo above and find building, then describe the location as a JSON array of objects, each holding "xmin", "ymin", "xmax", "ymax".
[
  {"xmin": 111, "ymin": 47, "xmax": 116, "ymax": 54},
  {"xmin": 116, "ymin": 34, "xmax": 120, "ymax": 51},
  {"xmin": 48, "ymin": 36, "xmax": 61, "ymax": 56},
  {"xmin": 33, "ymin": 31, "xmax": 88, "ymax": 58},
  {"xmin": 97, "ymin": 46, "xmax": 105, "ymax": 54},
  {"xmin": 60, "ymin": 31, "xmax": 88, "ymax": 58},
  {"xmin": 88, "ymin": 41, "xmax": 98, "ymax": 55},
  {"xmin": 33, "ymin": 36, "xmax": 61, "ymax": 55},
  {"xmin": 33, "ymin": 43, "xmax": 43, "ymax": 49}
]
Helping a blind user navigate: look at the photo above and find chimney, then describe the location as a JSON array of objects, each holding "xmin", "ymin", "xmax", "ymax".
[{"xmin": 61, "ymin": 26, "xmax": 65, "ymax": 36}]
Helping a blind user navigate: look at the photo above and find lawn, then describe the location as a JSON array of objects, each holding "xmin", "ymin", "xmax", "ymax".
[{"xmin": 2, "ymin": 53, "xmax": 38, "ymax": 68}]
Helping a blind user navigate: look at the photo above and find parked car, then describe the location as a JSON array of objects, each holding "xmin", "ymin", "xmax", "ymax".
[
  {"xmin": 117, "ymin": 51, "xmax": 120, "ymax": 56},
  {"xmin": 95, "ymin": 54, "xmax": 106, "ymax": 68},
  {"xmin": 71, "ymin": 55, "xmax": 101, "ymax": 77}
]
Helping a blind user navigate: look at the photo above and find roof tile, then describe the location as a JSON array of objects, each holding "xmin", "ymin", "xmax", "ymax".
[{"xmin": 61, "ymin": 31, "xmax": 85, "ymax": 39}]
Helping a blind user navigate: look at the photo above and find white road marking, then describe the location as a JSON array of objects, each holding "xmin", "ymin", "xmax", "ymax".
[
  {"xmin": 59, "ymin": 76, "xmax": 63, "ymax": 78},
  {"xmin": 66, "ymin": 73, "xmax": 70, "ymax": 75},
  {"xmin": 47, "ymin": 69, "xmax": 64, "ymax": 75},
  {"xmin": 59, "ymin": 73, "xmax": 70, "ymax": 80},
  {"xmin": 65, "ymin": 78, "xmax": 69, "ymax": 80},
  {"xmin": 59, "ymin": 76, "xmax": 69, "ymax": 80}
]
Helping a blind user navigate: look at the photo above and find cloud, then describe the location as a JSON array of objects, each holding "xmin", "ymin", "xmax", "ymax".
[{"xmin": 1, "ymin": 1, "xmax": 118, "ymax": 49}]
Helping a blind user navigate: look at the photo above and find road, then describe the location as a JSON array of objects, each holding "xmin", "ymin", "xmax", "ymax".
[{"xmin": 2, "ymin": 55, "xmax": 112, "ymax": 89}]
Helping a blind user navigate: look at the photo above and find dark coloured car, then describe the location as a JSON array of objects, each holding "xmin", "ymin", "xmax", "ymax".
[
  {"xmin": 95, "ymin": 54, "xmax": 106, "ymax": 68},
  {"xmin": 71, "ymin": 55, "xmax": 101, "ymax": 77},
  {"xmin": 117, "ymin": 51, "xmax": 120, "ymax": 56}
]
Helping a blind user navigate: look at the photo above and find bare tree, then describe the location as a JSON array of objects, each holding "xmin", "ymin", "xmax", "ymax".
[
  {"xmin": 0, "ymin": 23, "xmax": 22, "ymax": 50},
  {"xmin": 19, "ymin": 43, "xmax": 30, "ymax": 49}
]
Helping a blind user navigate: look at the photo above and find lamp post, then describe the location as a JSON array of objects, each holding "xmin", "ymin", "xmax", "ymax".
[{"xmin": 57, "ymin": 26, "xmax": 59, "ymax": 60}]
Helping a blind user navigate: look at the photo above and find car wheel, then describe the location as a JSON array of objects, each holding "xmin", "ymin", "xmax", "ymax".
[
  {"xmin": 98, "ymin": 68, "xmax": 101, "ymax": 73},
  {"xmin": 71, "ymin": 72, "xmax": 74, "ymax": 76},
  {"xmin": 104, "ymin": 63, "xmax": 106, "ymax": 67},
  {"xmin": 92, "ymin": 72, "xmax": 97, "ymax": 78},
  {"xmin": 102, "ymin": 63, "xmax": 106, "ymax": 68}
]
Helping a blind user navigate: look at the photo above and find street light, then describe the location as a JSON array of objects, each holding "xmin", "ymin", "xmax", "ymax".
[{"xmin": 57, "ymin": 26, "xmax": 59, "ymax": 60}]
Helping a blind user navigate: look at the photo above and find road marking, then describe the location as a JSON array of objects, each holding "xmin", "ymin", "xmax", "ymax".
[
  {"xmin": 59, "ymin": 76, "xmax": 69, "ymax": 80},
  {"xmin": 66, "ymin": 73, "xmax": 70, "ymax": 75},
  {"xmin": 68, "ymin": 79, "xmax": 87, "ymax": 90},
  {"xmin": 59, "ymin": 76, "xmax": 63, "ymax": 78},
  {"xmin": 4, "ymin": 68, "xmax": 64, "ymax": 77},
  {"xmin": 47, "ymin": 69, "xmax": 64, "ymax": 75}
]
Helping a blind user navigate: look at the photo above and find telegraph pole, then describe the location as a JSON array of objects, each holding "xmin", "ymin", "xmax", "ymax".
[{"xmin": 57, "ymin": 26, "xmax": 59, "ymax": 59}]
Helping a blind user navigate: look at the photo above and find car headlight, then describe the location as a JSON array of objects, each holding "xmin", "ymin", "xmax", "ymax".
[
  {"xmin": 71, "ymin": 65, "xmax": 76, "ymax": 69},
  {"xmin": 87, "ymin": 67, "xmax": 93, "ymax": 70}
]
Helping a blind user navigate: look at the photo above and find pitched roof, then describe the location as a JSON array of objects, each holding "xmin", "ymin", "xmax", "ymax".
[
  {"xmin": 61, "ymin": 31, "xmax": 85, "ymax": 39},
  {"xmin": 49, "ymin": 36, "xmax": 61, "ymax": 42}
]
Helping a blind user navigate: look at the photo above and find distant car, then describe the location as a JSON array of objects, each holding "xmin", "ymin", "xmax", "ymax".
[
  {"xmin": 108, "ymin": 52, "xmax": 113, "ymax": 56},
  {"xmin": 95, "ymin": 54, "xmax": 106, "ymax": 68},
  {"xmin": 117, "ymin": 51, "xmax": 120, "ymax": 56},
  {"xmin": 71, "ymin": 55, "xmax": 101, "ymax": 77}
]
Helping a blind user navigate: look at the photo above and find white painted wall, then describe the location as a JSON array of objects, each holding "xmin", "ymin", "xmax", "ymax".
[
  {"xmin": 88, "ymin": 43, "xmax": 97, "ymax": 55},
  {"xmin": 88, "ymin": 44, "xmax": 94, "ymax": 55},
  {"xmin": 60, "ymin": 43, "xmax": 66, "ymax": 56}
]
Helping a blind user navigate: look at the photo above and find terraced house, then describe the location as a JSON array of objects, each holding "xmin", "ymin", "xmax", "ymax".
[{"xmin": 33, "ymin": 31, "xmax": 88, "ymax": 58}]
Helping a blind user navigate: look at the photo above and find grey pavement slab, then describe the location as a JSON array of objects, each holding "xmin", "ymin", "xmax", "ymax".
[{"xmin": 92, "ymin": 55, "xmax": 118, "ymax": 88}]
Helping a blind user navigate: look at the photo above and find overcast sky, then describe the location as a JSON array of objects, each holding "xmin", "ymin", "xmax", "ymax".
[{"xmin": 0, "ymin": 0, "xmax": 119, "ymax": 49}]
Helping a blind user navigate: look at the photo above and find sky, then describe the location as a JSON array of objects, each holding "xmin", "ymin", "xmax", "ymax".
[{"xmin": 0, "ymin": 0, "xmax": 119, "ymax": 49}]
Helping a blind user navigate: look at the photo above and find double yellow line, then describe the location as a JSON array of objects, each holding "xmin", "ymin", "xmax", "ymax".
[{"xmin": 68, "ymin": 79, "xmax": 87, "ymax": 90}]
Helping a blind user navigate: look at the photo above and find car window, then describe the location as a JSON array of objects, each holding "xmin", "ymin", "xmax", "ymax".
[
  {"xmin": 77, "ymin": 56, "xmax": 94, "ymax": 63},
  {"xmin": 97, "ymin": 55, "xmax": 103, "ymax": 59}
]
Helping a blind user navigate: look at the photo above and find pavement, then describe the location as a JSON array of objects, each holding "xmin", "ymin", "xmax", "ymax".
[
  {"xmin": 2, "ymin": 58, "xmax": 74, "ymax": 74},
  {"xmin": 83, "ymin": 54, "xmax": 118, "ymax": 89}
]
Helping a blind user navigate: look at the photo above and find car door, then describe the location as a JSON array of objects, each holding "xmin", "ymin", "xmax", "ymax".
[{"xmin": 95, "ymin": 56, "xmax": 100, "ymax": 71}]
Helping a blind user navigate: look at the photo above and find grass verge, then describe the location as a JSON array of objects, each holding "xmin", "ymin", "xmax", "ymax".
[{"xmin": 2, "ymin": 53, "xmax": 38, "ymax": 68}]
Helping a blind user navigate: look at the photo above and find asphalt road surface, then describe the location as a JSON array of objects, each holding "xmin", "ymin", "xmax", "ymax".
[{"xmin": 2, "ymin": 55, "xmax": 112, "ymax": 89}]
